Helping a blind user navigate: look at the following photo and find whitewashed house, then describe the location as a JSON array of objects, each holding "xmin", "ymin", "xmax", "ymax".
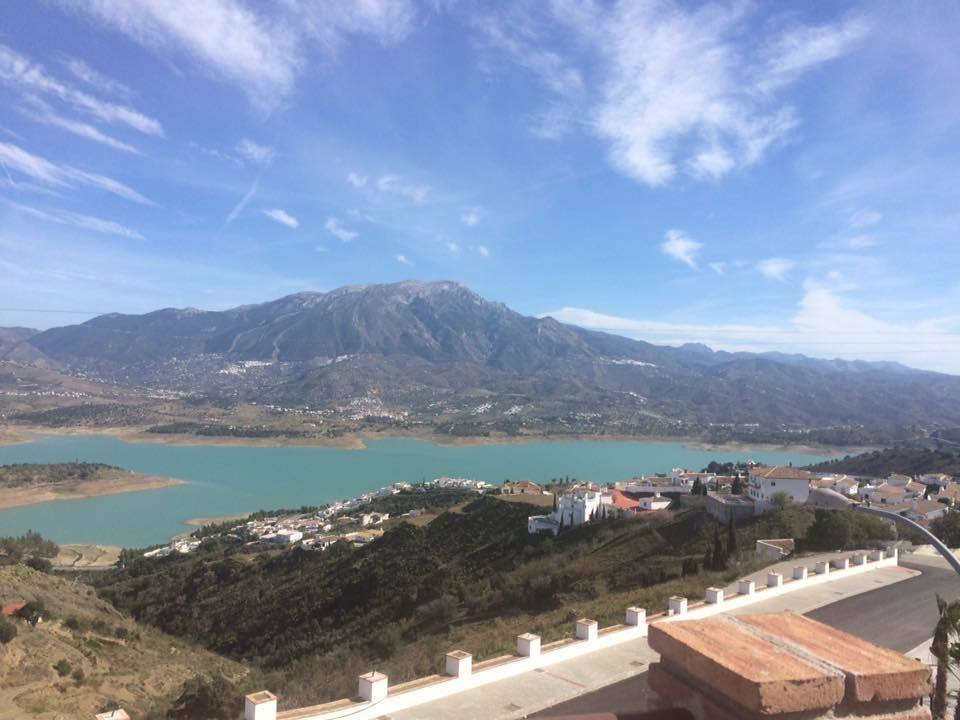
[{"xmin": 747, "ymin": 466, "xmax": 814, "ymax": 513}]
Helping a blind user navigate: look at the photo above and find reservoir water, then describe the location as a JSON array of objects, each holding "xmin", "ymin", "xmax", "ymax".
[{"xmin": 0, "ymin": 435, "xmax": 833, "ymax": 547}]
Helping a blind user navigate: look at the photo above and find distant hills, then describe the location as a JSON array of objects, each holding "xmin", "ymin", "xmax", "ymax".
[{"xmin": 7, "ymin": 280, "xmax": 960, "ymax": 434}]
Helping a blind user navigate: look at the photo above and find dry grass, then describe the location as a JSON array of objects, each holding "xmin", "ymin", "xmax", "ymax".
[
  {"xmin": 494, "ymin": 493, "xmax": 556, "ymax": 508},
  {"xmin": 0, "ymin": 565, "xmax": 247, "ymax": 719}
]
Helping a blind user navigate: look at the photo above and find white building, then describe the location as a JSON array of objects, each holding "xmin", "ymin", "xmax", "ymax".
[
  {"xmin": 639, "ymin": 492, "xmax": 672, "ymax": 511},
  {"xmin": 747, "ymin": 466, "xmax": 814, "ymax": 513},
  {"xmin": 271, "ymin": 529, "xmax": 303, "ymax": 544}
]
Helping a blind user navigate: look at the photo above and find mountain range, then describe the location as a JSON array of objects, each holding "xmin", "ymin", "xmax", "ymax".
[{"xmin": 5, "ymin": 280, "xmax": 960, "ymax": 434}]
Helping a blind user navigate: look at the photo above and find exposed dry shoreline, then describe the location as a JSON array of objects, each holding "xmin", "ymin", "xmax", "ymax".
[
  {"xmin": 0, "ymin": 423, "xmax": 855, "ymax": 456},
  {"xmin": 0, "ymin": 468, "xmax": 186, "ymax": 510}
]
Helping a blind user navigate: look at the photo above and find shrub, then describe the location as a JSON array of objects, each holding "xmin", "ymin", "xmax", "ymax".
[
  {"xmin": 166, "ymin": 674, "xmax": 240, "ymax": 720},
  {"xmin": 54, "ymin": 659, "xmax": 72, "ymax": 677},
  {"xmin": 0, "ymin": 615, "xmax": 17, "ymax": 644},
  {"xmin": 64, "ymin": 617, "xmax": 81, "ymax": 631},
  {"xmin": 72, "ymin": 668, "xmax": 85, "ymax": 686},
  {"xmin": 25, "ymin": 557, "xmax": 52, "ymax": 573}
]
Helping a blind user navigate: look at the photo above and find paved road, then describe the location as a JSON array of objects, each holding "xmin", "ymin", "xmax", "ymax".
[
  {"xmin": 807, "ymin": 560, "xmax": 959, "ymax": 653},
  {"xmin": 533, "ymin": 558, "xmax": 960, "ymax": 717}
]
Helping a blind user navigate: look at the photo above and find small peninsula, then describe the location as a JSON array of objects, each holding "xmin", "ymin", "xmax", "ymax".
[{"xmin": 0, "ymin": 462, "xmax": 184, "ymax": 509}]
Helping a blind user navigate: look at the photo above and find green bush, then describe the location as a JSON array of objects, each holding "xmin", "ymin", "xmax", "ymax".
[
  {"xmin": 54, "ymin": 659, "xmax": 72, "ymax": 677},
  {"xmin": 0, "ymin": 615, "xmax": 17, "ymax": 644}
]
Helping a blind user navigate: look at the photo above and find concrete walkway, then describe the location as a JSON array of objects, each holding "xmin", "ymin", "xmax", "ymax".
[{"xmin": 389, "ymin": 562, "xmax": 916, "ymax": 720}]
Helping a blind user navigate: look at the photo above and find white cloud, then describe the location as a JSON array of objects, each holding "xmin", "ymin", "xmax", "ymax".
[
  {"xmin": 394, "ymin": 253, "xmax": 412, "ymax": 265},
  {"xmin": 226, "ymin": 181, "xmax": 257, "ymax": 223},
  {"xmin": 446, "ymin": 241, "xmax": 459, "ymax": 253},
  {"xmin": 9, "ymin": 201, "xmax": 144, "ymax": 240},
  {"xmin": 461, "ymin": 208, "xmax": 481, "ymax": 226},
  {"xmin": 0, "ymin": 140, "xmax": 152, "ymax": 203},
  {"xmin": 545, "ymin": 280, "xmax": 960, "ymax": 373},
  {"xmin": 482, "ymin": 4, "xmax": 866, "ymax": 186},
  {"xmin": 708, "ymin": 261, "xmax": 727, "ymax": 275},
  {"xmin": 29, "ymin": 104, "xmax": 142, "ymax": 154},
  {"xmin": 347, "ymin": 172, "xmax": 368, "ymax": 188},
  {"xmin": 314, "ymin": 244, "xmax": 327, "ymax": 252},
  {"xmin": 476, "ymin": 244, "xmax": 490, "ymax": 257},
  {"xmin": 660, "ymin": 229, "xmax": 702, "ymax": 270},
  {"xmin": 325, "ymin": 216, "xmax": 357, "ymax": 241},
  {"xmin": 757, "ymin": 19, "xmax": 869, "ymax": 93},
  {"xmin": 376, "ymin": 174, "xmax": 428, "ymax": 203},
  {"xmin": 236, "ymin": 139, "xmax": 275, "ymax": 165},
  {"xmin": 59, "ymin": 0, "xmax": 418, "ymax": 109},
  {"xmin": 0, "ymin": 43, "xmax": 163, "ymax": 135},
  {"xmin": 61, "ymin": 56, "xmax": 133, "ymax": 98},
  {"xmin": 262, "ymin": 208, "xmax": 299, "ymax": 228},
  {"xmin": 756, "ymin": 257, "xmax": 797, "ymax": 281}
]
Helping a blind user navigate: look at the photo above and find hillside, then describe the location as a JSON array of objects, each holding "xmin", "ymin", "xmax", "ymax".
[
  {"xmin": 809, "ymin": 447, "xmax": 960, "ymax": 478},
  {"xmin": 0, "ymin": 564, "xmax": 246, "ymax": 720},
  {"xmin": 6, "ymin": 281, "xmax": 960, "ymax": 440},
  {"xmin": 90, "ymin": 495, "xmax": 891, "ymax": 709}
]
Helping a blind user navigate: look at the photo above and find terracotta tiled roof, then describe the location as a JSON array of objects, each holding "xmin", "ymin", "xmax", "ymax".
[
  {"xmin": 751, "ymin": 466, "xmax": 815, "ymax": 481},
  {"xmin": 609, "ymin": 489, "xmax": 640, "ymax": 510}
]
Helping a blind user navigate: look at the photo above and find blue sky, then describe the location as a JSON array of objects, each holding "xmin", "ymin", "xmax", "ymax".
[{"xmin": 1, "ymin": 1, "xmax": 959, "ymax": 372}]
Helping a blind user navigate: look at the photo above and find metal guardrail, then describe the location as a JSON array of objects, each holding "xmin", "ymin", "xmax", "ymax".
[{"xmin": 806, "ymin": 486, "xmax": 960, "ymax": 578}]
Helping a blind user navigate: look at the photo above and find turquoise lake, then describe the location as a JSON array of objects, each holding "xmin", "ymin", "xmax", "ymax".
[{"xmin": 0, "ymin": 435, "xmax": 833, "ymax": 548}]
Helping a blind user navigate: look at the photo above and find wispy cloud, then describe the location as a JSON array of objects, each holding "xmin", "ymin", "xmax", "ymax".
[
  {"xmin": 661, "ymin": 229, "xmax": 701, "ymax": 270},
  {"xmin": 61, "ymin": 56, "xmax": 133, "ymax": 98},
  {"xmin": 476, "ymin": 244, "xmax": 490, "ymax": 258},
  {"xmin": 446, "ymin": 241, "xmax": 459, "ymax": 253},
  {"xmin": 461, "ymin": 207, "xmax": 481, "ymax": 226},
  {"xmin": 8, "ymin": 200, "xmax": 144, "ymax": 240},
  {"xmin": 394, "ymin": 253, "xmax": 412, "ymax": 265},
  {"xmin": 376, "ymin": 174, "xmax": 428, "ymax": 203},
  {"xmin": 347, "ymin": 172, "xmax": 368, "ymax": 188},
  {"xmin": 226, "ymin": 181, "xmax": 257, "ymax": 223},
  {"xmin": 26, "ymin": 101, "xmax": 141, "ymax": 154},
  {"xmin": 0, "ymin": 43, "xmax": 163, "ymax": 135},
  {"xmin": 262, "ymin": 208, "xmax": 298, "ymax": 228},
  {"xmin": 325, "ymin": 216, "xmax": 357, "ymax": 241},
  {"xmin": 756, "ymin": 257, "xmax": 797, "ymax": 281},
  {"xmin": 480, "ymin": 3, "xmax": 867, "ymax": 186},
  {"xmin": 546, "ymin": 280, "xmax": 960, "ymax": 373},
  {"xmin": 708, "ymin": 261, "xmax": 727, "ymax": 275},
  {"xmin": 849, "ymin": 209, "xmax": 883, "ymax": 229},
  {"xmin": 236, "ymin": 139, "xmax": 275, "ymax": 165},
  {"xmin": 59, "ymin": 0, "xmax": 418, "ymax": 109},
  {"xmin": 0, "ymin": 140, "xmax": 152, "ymax": 203}
]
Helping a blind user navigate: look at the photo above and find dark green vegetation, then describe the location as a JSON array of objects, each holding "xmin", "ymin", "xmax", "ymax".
[
  {"xmin": 810, "ymin": 447, "xmax": 960, "ymax": 478},
  {"xmin": 91, "ymin": 495, "xmax": 887, "ymax": 709},
  {"xmin": 147, "ymin": 422, "xmax": 310, "ymax": 438},
  {"xmin": 0, "ymin": 530, "xmax": 58, "ymax": 564},
  {"xmin": 8, "ymin": 281, "xmax": 960, "ymax": 440},
  {"xmin": 801, "ymin": 509, "xmax": 895, "ymax": 551},
  {"xmin": 0, "ymin": 462, "xmax": 123, "ymax": 488}
]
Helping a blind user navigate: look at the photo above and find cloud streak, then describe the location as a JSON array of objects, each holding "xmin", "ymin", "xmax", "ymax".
[
  {"xmin": 0, "ymin": 42, "xmax": 163, "ymax": 135},
  {"xmin": 58, "ymin": 0, "xmax": 418, "ymax": 110},
  {"xmin": 9, "ymin": 200, "xmax": 145, "ymax": 240},
  {"xmin": 325, "ymin": 216, "xmax": 357, "ymax": 241},
  {"xmin": 262, "ymin": 207, "xmax": 298, "ymax": 228},
  {"xmin": 661, "ymin": 229, "xmax": 701, "ymax": 270},
  {"xmin": 226, "ymin": 181, "xmax": 257, "ymax": 223},
  {"xmin": 0, "ymin": 140, "xmax": 152, "ymax": 203}
]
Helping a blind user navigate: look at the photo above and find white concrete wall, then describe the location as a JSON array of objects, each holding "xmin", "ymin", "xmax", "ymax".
[{"xmin": 273, "ymin": 550, "xmax": 899, "ymax": 720}]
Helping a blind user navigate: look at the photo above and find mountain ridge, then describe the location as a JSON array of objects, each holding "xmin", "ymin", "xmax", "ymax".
[{"xmin": 6, "ymin": 280, "xmax": 960, "ymax": 432}]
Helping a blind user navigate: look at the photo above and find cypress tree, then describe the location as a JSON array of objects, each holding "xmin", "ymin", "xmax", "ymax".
[{"xmin": 727, "ymin": 517, "xmax": 738, "ymax": 558}]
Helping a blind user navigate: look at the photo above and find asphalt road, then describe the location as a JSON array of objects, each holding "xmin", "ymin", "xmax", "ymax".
[{"xmin": 532, "ymin": 559, "xmax": 960, "ymax": 718}]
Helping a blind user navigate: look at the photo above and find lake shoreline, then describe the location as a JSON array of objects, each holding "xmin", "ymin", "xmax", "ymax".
[{"xmin": 0, "ymin": 423, "xmax": 860, "ymax": 457}]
